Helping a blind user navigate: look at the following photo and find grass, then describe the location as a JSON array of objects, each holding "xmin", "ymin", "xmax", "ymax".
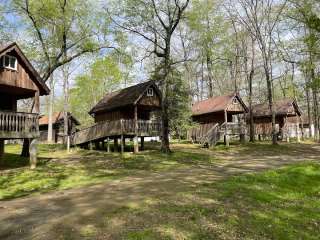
[{"xmin": 0, "ymin": 141, "xmax": 320, "ymax": 239}]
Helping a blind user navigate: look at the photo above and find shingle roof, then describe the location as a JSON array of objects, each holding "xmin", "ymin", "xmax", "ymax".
[
  {"xmin": 39, "ymin": 112, "xmax": 80, "ymax": 126},
  {"xmin": 192, "ymin": 94, "xmax": 247, "ymax": 116},
  {"xmin": 89, "ymin": 81, "xmax": 160, "ymax": 114},
  {"xmin": 0, "ymin": 42, "xmax": 50, "ymax": 95},
  {"xmin": 252, "ymin": 99, "xmax": 302, "ymax": 118}
]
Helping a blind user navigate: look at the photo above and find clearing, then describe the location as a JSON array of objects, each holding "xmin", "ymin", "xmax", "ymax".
[{"xmin": 0, "ymin": 142, "xmax": 319, "ymax": 240}]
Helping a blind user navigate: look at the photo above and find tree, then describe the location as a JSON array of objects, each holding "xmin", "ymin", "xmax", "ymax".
[
  {"xmin": 110, "ymin": 0, "xmax": 190, "ymax": 153},
  {"xmin": 8, "ymin": 0, "xmax": 114, "ymax": 149},
  {"xmin": 235, "ymin": 0, "xmax": 288, "ymax": 144}
]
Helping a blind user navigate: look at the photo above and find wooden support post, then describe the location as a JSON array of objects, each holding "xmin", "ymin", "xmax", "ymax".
[
  {"xmin": 114, "ymin": 138, "xmax": 119, "ymax": 152},
  {"xmin": 29, "ymin": 138, "xmax": 37, "ymax": 169},
  {"xmin": 89, "ymin": 141, "xmax": 93, "ymax": 150},
  {"xmin": 224, "ymin": 110, "xmax": 229, "ymax": 147},
  {"xmin": 106, "ymin": 138, "xmax": 110, "ymax": 153},
  {"xmin": 0, "ymin": 139, "xmax": 4, "ymax": 162},
  {"xmin": 133, "ymin": 105, "xmax": 139, "ymax": 153},
  {"xmin": 120, "ymin": 135, "xmax": 125, "ymax": 154},
  {"xmin": 296, "ymin": 117, "xmax": 301, "ymax": 142},
  {"xmin": 101, "ymin": 140, "xmax": 105, "ymax": 150},
  {"xmin": 140, "ymin": 136, "xmax": 144, "ymax": 151}
]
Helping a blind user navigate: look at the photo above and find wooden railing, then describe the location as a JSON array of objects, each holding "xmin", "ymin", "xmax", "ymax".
[
  {"xmin": 72, "ymin": 119, "xmax": 161, "ymax": 145},
  {"xmin": 188, "ymin": 122, "xmax": 246, "ymax": 145},
  {"xmin": 0, "ymin": 111, "xmax": 39, "ymax": 139}
]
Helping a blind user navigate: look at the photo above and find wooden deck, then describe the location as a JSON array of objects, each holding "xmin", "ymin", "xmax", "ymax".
[
  {"xmin": 72, "ymin": 119, "xmax": 161, "ymax": 145},
  {"xmin": 0, "ymin": 111, "xmax": 39, "ymax": 139}
]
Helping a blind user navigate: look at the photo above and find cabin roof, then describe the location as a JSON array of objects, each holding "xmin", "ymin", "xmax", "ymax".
[
  {"xmin": 89, "ymin": 80, "xmax": 161, "ymax": 114},
  {"xmin": 191, "ymin": 93, "xmax": 248, "ymax": 116},
  {"xmin": 0, "ymin": 42, "xmax": 50, "ymax": 96},
  {"xmin": 252, "ymin": 99, "xmax": 302, "ymax": 118},
  {"xmin": 39, "ymin": 112, "xmax": 80, "ymax": 126}
]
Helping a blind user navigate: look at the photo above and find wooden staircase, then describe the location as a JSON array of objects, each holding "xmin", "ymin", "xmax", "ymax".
[{"xmin": 189, "ymin": 122, "xmax": 246, "ymax": 147}]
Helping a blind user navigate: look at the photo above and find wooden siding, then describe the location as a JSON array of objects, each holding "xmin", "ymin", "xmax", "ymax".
[
  {"xmin": 226, "ymin": 99, "xmax": 246, "ymax": 112},
  {"xmin": 0, "ymin": 53, "xmax": 38, "ymax": 93},
  {"xmin": 138, "ymin": 89, "xmax": 161, "ymax": 107}
]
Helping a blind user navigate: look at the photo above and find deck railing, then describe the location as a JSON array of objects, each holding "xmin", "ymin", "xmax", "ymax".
[
  {"xmin": 72, "ymin": 119, "xmax": 161, "ymax": 145},
  {"xmin": 0, "ymin": 111, "xmax": 39, "ymax": 139}
]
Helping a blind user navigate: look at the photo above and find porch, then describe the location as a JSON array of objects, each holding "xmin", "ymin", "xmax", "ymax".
[{"xmin": 0, "ymin": 111, "xmax": 39, "ymax": 139}]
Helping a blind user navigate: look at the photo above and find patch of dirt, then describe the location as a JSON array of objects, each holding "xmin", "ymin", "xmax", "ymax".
[{"xmin": 1, "ymin": 143, "xmax": 319, "ymax": 240}]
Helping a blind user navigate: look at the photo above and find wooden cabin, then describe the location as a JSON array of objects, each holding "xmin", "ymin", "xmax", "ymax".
[
  {"xmin": 189, "ymin": 93, "xmax": 248, "ymax": 146},
  {"xmin": 251, "ymin": 99, "xmax": 302, "ymax": 141},
  {"xmin": 39, "ymin": 112, "xmax": 80, "ymax": 143},
  {"xmin": 72, "ymin": 81, "xmax": 162, "ymax": 152},
  {"xmin": 0, "ymin": 42, "xmax": 50, "ymax": 168}
]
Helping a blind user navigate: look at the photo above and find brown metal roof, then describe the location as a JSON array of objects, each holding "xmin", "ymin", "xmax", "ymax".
[
  {"xmin": 39, "ymin": 112, "xmax": 80, "ymax": 126},
  {"xmin": 89, "ymin": 81, "xmax": 161, "ymax": 114},
  {"xmin": 0, "ymin": 42, "xmax": 50, "ymax": 95},
  {"xmin": 252, "ymin": 99, "xmax": 302, "ymax": 118},
  {"xmin": 192, "ymin": 94, "xmax": 248, "ymax": 116}
]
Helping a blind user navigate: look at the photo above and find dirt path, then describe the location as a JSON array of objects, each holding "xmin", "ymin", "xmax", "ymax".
[{"xmin": 1, "ymin": 143, "xmax": 319, "ymax": 240}]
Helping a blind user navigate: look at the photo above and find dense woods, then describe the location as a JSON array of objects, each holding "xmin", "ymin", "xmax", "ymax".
[{"xmin": 1, "ymin": 0, "xmax": 319, "ymax": 149}]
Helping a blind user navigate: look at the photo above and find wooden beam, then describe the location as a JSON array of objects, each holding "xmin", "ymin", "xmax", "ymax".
[
  {"xmin": 106, "ymin": 138, "xmax": 110, "ymax": 153},
  {"xmin": 133, "ymin": 105, "xmax": 139, "ymax": 153},
  {"xmin": 296, "ymin": 116, "xmax": 301, "ymax": 142},
  {"xmin": 0, "ymin": 140, "xmax": 4, "ymax": 160},
  {"xmin": 29, "ymin": 138, "xmax": 37, "ymax": 169},
  {"xmin": 121, "ymin": 135, "xmax": 125, "ymax": 154},
  {"xmin": 114, "ymin": 138, "xmax": 119, "ymax": 152},
  {"xmin": 140, "ymin": 136, "xmax": 144, "ymax": 151},
  {"xmin": 224, "ymin": 110, "xmax": 229, "ymax": 147}
]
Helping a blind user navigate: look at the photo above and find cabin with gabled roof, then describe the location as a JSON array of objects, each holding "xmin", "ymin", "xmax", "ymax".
[
  {"xmin": 39, "ymin": 112, "xmax": 80, "ymax": 143},
  {"xmin": 0, "ymin": 42, "xmax": 50, "ymax": 168},
  {"xmin": 72, "ymin": 81, "xmax": 162, "ymax": 153},
  {"xmin": 251, "ymin": 99, "xmax": 302, "ymax": 141},
  {"xmin": 189, "ymin": 93, "xmax": 248, "ymax": 146}
]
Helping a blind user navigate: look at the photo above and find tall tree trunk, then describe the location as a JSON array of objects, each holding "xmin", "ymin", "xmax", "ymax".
[{"xmin": 47, "ymin": 74, "xmax": 54, "ymax": 143}]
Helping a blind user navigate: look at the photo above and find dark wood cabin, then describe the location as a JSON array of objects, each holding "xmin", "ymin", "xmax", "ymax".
[
  {"xmin": 72, "ymin": 81, "xmax": 162, "ymax": 152},
  {"xmin": 39, "ymin": 112, "xmax": 80, "ymax": 143},
  {"xmin": 0, "ymin": 42, "xmax": 50, "ymax": 168},
  {"xmin": 189, "ymin": 93, "xmax": 248, "ymax": 146},
  {"xmin": 251, "ymin": 99, "xmax": 302, "ymax": 141}
]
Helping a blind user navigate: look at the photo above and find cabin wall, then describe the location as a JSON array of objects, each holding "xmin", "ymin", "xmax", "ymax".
[
  {"xmin": 138, "ymin": 90, "xmax": 161, "ymax": 107},
  {"xmin": 192, "ymin": 112, "xmax": 226, "ymax": 125},
  {"xmin": 0, "ymin": 52, "xmax": 38, "ymax": 92},
  {"xmin": 94, "ymin": 107, "xmax": 151, "ymax": 123}
]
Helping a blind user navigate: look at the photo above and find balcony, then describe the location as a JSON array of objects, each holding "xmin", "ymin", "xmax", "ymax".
[
  {"xmin": 0, "ymin": 111, "xmax": 39, "ymax": 139},
  {"xmin": 72, "ymin": 119, "xmax": 162, "ymax": 145}
]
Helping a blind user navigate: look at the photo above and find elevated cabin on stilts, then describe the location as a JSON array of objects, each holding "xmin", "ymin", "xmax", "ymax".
[
  {"xmin": 72, "ymin": 81, "xmax": 162, "ymax": 153},
  {"xmin": 39, "ymin": 112, "xmax": 80, "ymax": 143},
  {"xmin": 250, "ymin": 99, "xmax": 302, "ymax": 142},
  {"xmin": 0, "ymin": 42, "xmax": 50, "ymax": 168},
  {"xmin": 188, "ymin": 93, "xmax": 248, "ymax": 147}
]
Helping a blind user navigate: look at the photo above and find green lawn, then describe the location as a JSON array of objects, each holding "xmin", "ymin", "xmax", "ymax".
[{"xmin": 0, "ymin": 142, "xmax": 320, "ymax": 239}]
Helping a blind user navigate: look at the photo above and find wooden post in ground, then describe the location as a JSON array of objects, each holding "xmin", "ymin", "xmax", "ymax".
[
  {"xmin": 106, "ymin": 138, "xmax": 110, "ymax": 152},
  {"xmin": 120, "ymin": 135, "xmax": 125, "ymax": 154},
  {"xmin": 0, "ymin": 140, "xmax": 4, "ymax": 165},
  {"xmin": 114, "ymin": 138, "xmax": 119, "ymax": 152},
  {"xmin": 89, "ymin": 141, "xmax": 93, "ymax": 150},
  {"xmin": 140, "ymin": 136, "xmax": 144, "ymax": 151},
  {"xmin": 296, "ymin": 117, "xmax": 301, "ymax": 142},
  {"xmin": 29, "ymin": 138, "xmax": 37, "ymax": 169},
  {"xmin": 240, "ymin": 123, "xmax": 245, "ymax": 143},
  {"xmin": 133, "ymin": 105, "xmax": 139, "ymax": 153},
  {"xmin": 224, "ymin": 110, "xmax": 229, "ymax": 147}
]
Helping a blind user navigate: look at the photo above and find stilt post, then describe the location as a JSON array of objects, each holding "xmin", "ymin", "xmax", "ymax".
[
  {"xmin": 133, "ymin": 105, "xmax": 139, "ymax": 153},
  {"xmin": 29, "ymin": 138, "xmax": 38, "ymax": 169}
]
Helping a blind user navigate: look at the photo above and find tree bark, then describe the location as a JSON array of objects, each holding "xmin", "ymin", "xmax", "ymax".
[{"xmin": 47, "ymin": 74, "xmax": 55, "ymax": 143}]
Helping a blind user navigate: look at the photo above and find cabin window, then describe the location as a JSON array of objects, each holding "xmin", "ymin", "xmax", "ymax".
[
  {"xmin": 147, "ymin": 87, "xmax": 154, "ymax": 97},
  {"xmin": 232, "ymin": 98, "xmax": 238, "ymax": 104},
  {"xmin": 1, "ymin": 55, "xmax": 17, "ymax": 70}
]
